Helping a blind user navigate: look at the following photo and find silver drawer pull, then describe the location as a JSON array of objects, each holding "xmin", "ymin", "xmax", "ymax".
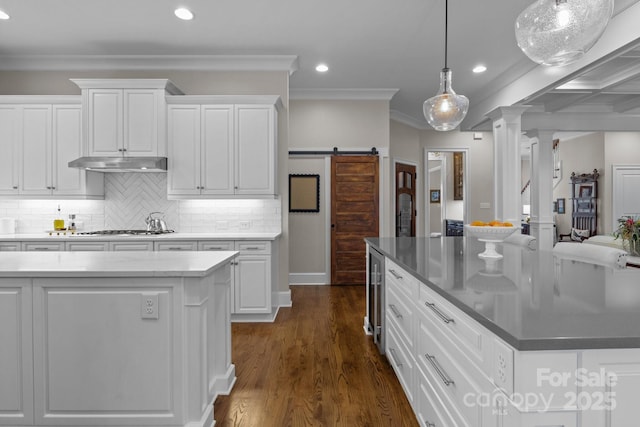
[
  {"xmin": 167, "ymin": 247, "xmax": 184, "ymax": 250},
  {"xmin": 425, "ymin": 353, "xmax": 454, "ymax": 386},
  {"xmin": 389, "ymin": 348, "xmax": 402, "ymax": 367},
  {"xmin": 207, "ymin": 247, "xmax": 225, "ymax": 250},
  {"xmin": 388, "ymin": 304, "xmax": 403, "ymax": 319},
  {"xmin": 425, "ymin": 301, "xmax": 454, "ymax": 324},
  {"xmin": 33, "ymin": 247, "xmax": 50, "ymax": 251},
  {"xmin": 244, "ymin": 246, "xmax": 261, "ymax": 250},
  {"xmin": 424, "ymin": 421, "xmax": 435, "ymax": 427},
  {"xmin": 389, "ymin": 269, "xmax": 403, "ymax": 280}
]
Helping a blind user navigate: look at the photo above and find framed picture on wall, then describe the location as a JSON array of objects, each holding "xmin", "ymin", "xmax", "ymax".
[
  {"xmin": 557, "ymin": 198, "xmax": 565, "ymax": 214},
  {"xmin": 579, "ymin": 184, "xmax": 593, "ymax": 198},
  {"xmin": 430, "ymin": 189, "xmax": 441, "ymax": 203},
  {"xmin": 289, "ymin": 174, "xmax": 320, "ymax": 212}
]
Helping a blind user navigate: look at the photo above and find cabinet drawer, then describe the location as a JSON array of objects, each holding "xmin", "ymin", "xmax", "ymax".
[
  {"xmin": 235, "ymin": 241, "xmax": 270, "ymax": 254},
  {"xmin": 154, "ymin": 241, "xmax": 198, "ymax": 251},
  {"xmin": 417, "ymin": 312, "xmax": 483, "ymax": 427},
  {"xmin": 386, "ymin": 321, "xmax": 415, "ymax": 405},
  {"xmin": 418, "ymin": 282, "xmax": 485, "ymax": 368},
  {"xmin": 386, "ymin": 259, "xmax": 418, "ymax": 300},
  {"xmin": 65, "ymin": 242, "xmax": 108, "ymax": 251},
  {"xmin": 0, "ymin": 243, "xmax": 20, "ymax": 251},
  {"xmin": 416, "ymin": 365, "xmax": 457, "ymax": 427},
  {"xmin": 109, "ymin": 241, "xmax": 153, "ymax": 251},
  {"xmin": 386, "ymin": 285, "xmax": 415, "ymax": 350},
  {"xmin": 21, "ymin": 241, "xmax": 64, "ymax": 251},
  {"xmin": 198, "ymin": 240, "xmax": 234, "ymax": 251}
]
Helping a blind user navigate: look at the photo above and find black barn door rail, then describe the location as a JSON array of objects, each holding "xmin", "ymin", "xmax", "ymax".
[{"xmin": 289, "ymin": 147, "xmax": 378, "ymax": 156}]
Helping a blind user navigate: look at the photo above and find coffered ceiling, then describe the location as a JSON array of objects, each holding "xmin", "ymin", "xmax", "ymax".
[{"xmin": 1, "ymin": 0, "xmax": 639, "ymax": 132}]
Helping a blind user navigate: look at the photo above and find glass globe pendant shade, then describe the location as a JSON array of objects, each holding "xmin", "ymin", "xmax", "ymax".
[
  {"xmin": 423, "ymin": 68, "xmax": 469, "ymax": 131},
  {"xmin": 515, "ymin": 0, "xmax": 614, "ymax": 67}
]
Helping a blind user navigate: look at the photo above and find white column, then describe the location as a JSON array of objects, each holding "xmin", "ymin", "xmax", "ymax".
[
  {"xmin": 527, "ymin": 130, "xmax": 556, "ymax": 251},
  {"xmin": 487, "ymin": 106, "xmax": 529, "ymax": 225}
]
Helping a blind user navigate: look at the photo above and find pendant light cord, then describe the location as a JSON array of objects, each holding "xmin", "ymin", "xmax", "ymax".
[{"xmin": 444, "ymin": 0, "xmax": 449, "ymax": 70}]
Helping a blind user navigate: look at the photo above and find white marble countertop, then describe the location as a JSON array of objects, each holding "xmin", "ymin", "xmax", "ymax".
[
  {"xmin": 0, "ymin": 251, "xmax": 238, "ymax": 277},
  {"xmin": 0, "ymin": 231, "xmax": 281, "ymax": 241}
]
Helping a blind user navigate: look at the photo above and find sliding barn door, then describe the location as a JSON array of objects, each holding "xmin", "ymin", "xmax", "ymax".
[{"xmin": 331, "ymin": 156, "xmax": 379, "ymax": 285}]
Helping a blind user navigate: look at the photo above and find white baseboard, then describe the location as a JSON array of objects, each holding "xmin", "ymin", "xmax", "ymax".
[
  {"xmin": 289, "ymin": 272, "xmax": 329, "ymax": 285},
  {"xmin": 231, "ymin": 291, "xmax": 291, "ymax": 323}
]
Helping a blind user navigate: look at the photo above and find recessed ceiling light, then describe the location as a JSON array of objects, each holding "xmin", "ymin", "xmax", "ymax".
[
  {"xmin": 315, "ymin": 64, "xmax": 329, "ymax": 73},
  {"xmin": 472, "ymin": 65, "xmax": 487, "ymax": 73},
  {"xmin": 174, "ymin": 7, "xmax": 194, "ymax": 20},
  {"xmin": 0, "ymin": 10, "xmax": 10, "ymax": 20}
]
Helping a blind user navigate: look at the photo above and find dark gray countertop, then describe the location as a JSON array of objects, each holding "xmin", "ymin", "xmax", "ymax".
[{"xmin": 367, "ymin": 236, "xmax": 640, "ymax": 351}]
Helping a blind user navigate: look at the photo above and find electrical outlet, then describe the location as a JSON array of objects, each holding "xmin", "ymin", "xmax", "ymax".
[
  {"xmin": 239, "ymin": 221, "xmax": 250, "ymax": 230},
  {"xmin": 141, "ymin": 293, "xmax": 159, "ymax": 320}
]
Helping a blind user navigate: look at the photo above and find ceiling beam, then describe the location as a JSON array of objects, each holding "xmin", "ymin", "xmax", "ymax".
[
  {"xmin": 522, "ymin": 112, "xmax": 640, "ymax": 132},
  {"xmin": 462, "ymin": 1, "xmax": 640, "ymax": 130}
]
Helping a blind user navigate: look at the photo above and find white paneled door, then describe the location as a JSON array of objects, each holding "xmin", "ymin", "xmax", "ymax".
[{"xmin": 612, "ymin": 165, "xmax": 640, "ymax": 229}]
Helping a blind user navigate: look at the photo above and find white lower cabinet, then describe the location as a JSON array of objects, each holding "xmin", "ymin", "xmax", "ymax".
[
  {"xmin": 110, "ymin": 241, "xmax": 153, "ymax": 251},
  {"xmin": 0, "ymin": 278, "xmax": 33, "ymax": 425},
  {"xmin": 381, "ymin": 256, "xmax": 640, "ymax": 427},
  {"xmin": 21, "ymin": 241, "xmax": 64, "ymax": 251},
  {"xmin": 65, "ymin": 241, "xmax": 108, "ymax": 251},
  {"xmin": 0, "ymin": 242, "xmax": 19, "ymax": 251},
  {"xmin": 154, "ymin": 241, "xmax": 198, "ymax": 251}
]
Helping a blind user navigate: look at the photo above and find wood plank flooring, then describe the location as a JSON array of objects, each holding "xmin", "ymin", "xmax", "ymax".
[{"xmin": 214, "ymin": 285, "xmax": 419, "ymax": 427}]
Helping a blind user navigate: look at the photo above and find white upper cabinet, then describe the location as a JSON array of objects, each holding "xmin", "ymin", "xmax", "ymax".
[
  {"xmin": 0, "ymin": 106, "xmax": 19, "ymax": 195},
  {"xmin": 72, "ymin": 79, "xmax": 183, "ymax": 157},
  {"xmin": 167, "ymin": 96, "xmax": 280, "ymax": 198},
  {"xmin": 0, "ymin": 97, "xmax": 103, "ymax": 199},
  {"xmin": 235, "ymin": 105, "xmax": 276, "ymax": 196}
]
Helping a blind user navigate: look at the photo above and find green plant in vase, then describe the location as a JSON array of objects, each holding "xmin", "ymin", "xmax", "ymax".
[{"xmin": 614, "ymin": 216, "xmax": 640, "ymax": 256}]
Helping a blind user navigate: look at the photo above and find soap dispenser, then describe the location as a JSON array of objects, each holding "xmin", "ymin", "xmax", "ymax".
[{"xmin": 53, "ymin": 205, "xmax": 65, "ymax": 231}]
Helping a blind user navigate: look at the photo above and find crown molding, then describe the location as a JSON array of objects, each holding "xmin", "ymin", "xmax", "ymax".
[
  {"xmin": 290, "ymin": 88, "xmax": 398, "ymax": 101},
  {"xmin": 0, "ymin": 54, "xmax": 299, "ymax": 75},
  {"xmin": 389, "ymin": 109, "xmax": 430, "ymax": 130}
]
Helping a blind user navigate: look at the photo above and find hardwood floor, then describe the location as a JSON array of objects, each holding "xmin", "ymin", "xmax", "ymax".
[{"xmin": 214, "ymin": 285, "xmax": 419, "ymax": 427}]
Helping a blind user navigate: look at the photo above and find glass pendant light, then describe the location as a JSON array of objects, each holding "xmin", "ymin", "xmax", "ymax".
[
  {"xmin": 423, "ymin": 0, "xmax": 469, "ymax": 131},
  {"xmin": 515, "ymin": 0, "xmax": 614, "ymax": 67}
]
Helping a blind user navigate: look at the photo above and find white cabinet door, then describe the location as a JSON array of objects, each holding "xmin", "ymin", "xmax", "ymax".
[
  {"xmin": 123, "ymin": 90, "xmax": 160, "ymax": 156},
  {"xmin": 201, "ymin": 105, "xmax": 234, "ymax": 195},
  {"xmin": 233, "ymin": 241, "xmax": 271, "ymax": 314},
  {"xmin": 582, "ymin": 349, "xmax": 640, "ymax": 427},
  {"xmin": 0, "ymin": 106, "xmax": 19, "ymax": 195},
  {"xmin": 87, "ymin": 89, "xmax": 122, "ymax": 156},
  {"xmin": 20, "ymin": 105, "xmax": 51, "ymax": 196},
  {"xmin": 52, "ymin": 105, "xmax": 85, "ymax": 196},
  {"xmin": 234, "ymin": 105, "xmax": 276, "ymax": 195},
  {"xmin": 167, "ymin": 105, "xmax": 201, "ymax": 196},
  {"xmin": 0, "ymin": 279, "xmax": 34, "ymax": 425}
]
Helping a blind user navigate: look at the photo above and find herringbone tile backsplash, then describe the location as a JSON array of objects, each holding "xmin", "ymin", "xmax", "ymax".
[
  {"xmin": 104, "ymin": 173, "xmax": 179, "ymax": 230},
  {"xmin": 1, "ymin": 173, "xmax": 281, "ymax": 234}
]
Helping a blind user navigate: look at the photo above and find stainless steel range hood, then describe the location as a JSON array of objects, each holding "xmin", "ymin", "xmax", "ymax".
[{"xmin": 68, "ymin": 157, "xmax": 167, "ymax": 172}]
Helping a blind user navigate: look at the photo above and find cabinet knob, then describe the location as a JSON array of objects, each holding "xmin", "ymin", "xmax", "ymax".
[{"xmin": 12, "ymin": 186, "xmax": 18, "ymax": 189}]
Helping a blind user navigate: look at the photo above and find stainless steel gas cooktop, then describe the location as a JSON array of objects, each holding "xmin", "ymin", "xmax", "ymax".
[{"xmin": 75, "ymin": 229, "xmax": 175, "ymax": 236}]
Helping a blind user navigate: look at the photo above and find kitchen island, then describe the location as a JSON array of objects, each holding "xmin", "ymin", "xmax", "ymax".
[
  {"xmin": 0, "ymin": 250, "xmax": 237, "ymax": 427},
  {"xmin": 367, "ymin": 236, "xmax": 640, "ymax": 427}
]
